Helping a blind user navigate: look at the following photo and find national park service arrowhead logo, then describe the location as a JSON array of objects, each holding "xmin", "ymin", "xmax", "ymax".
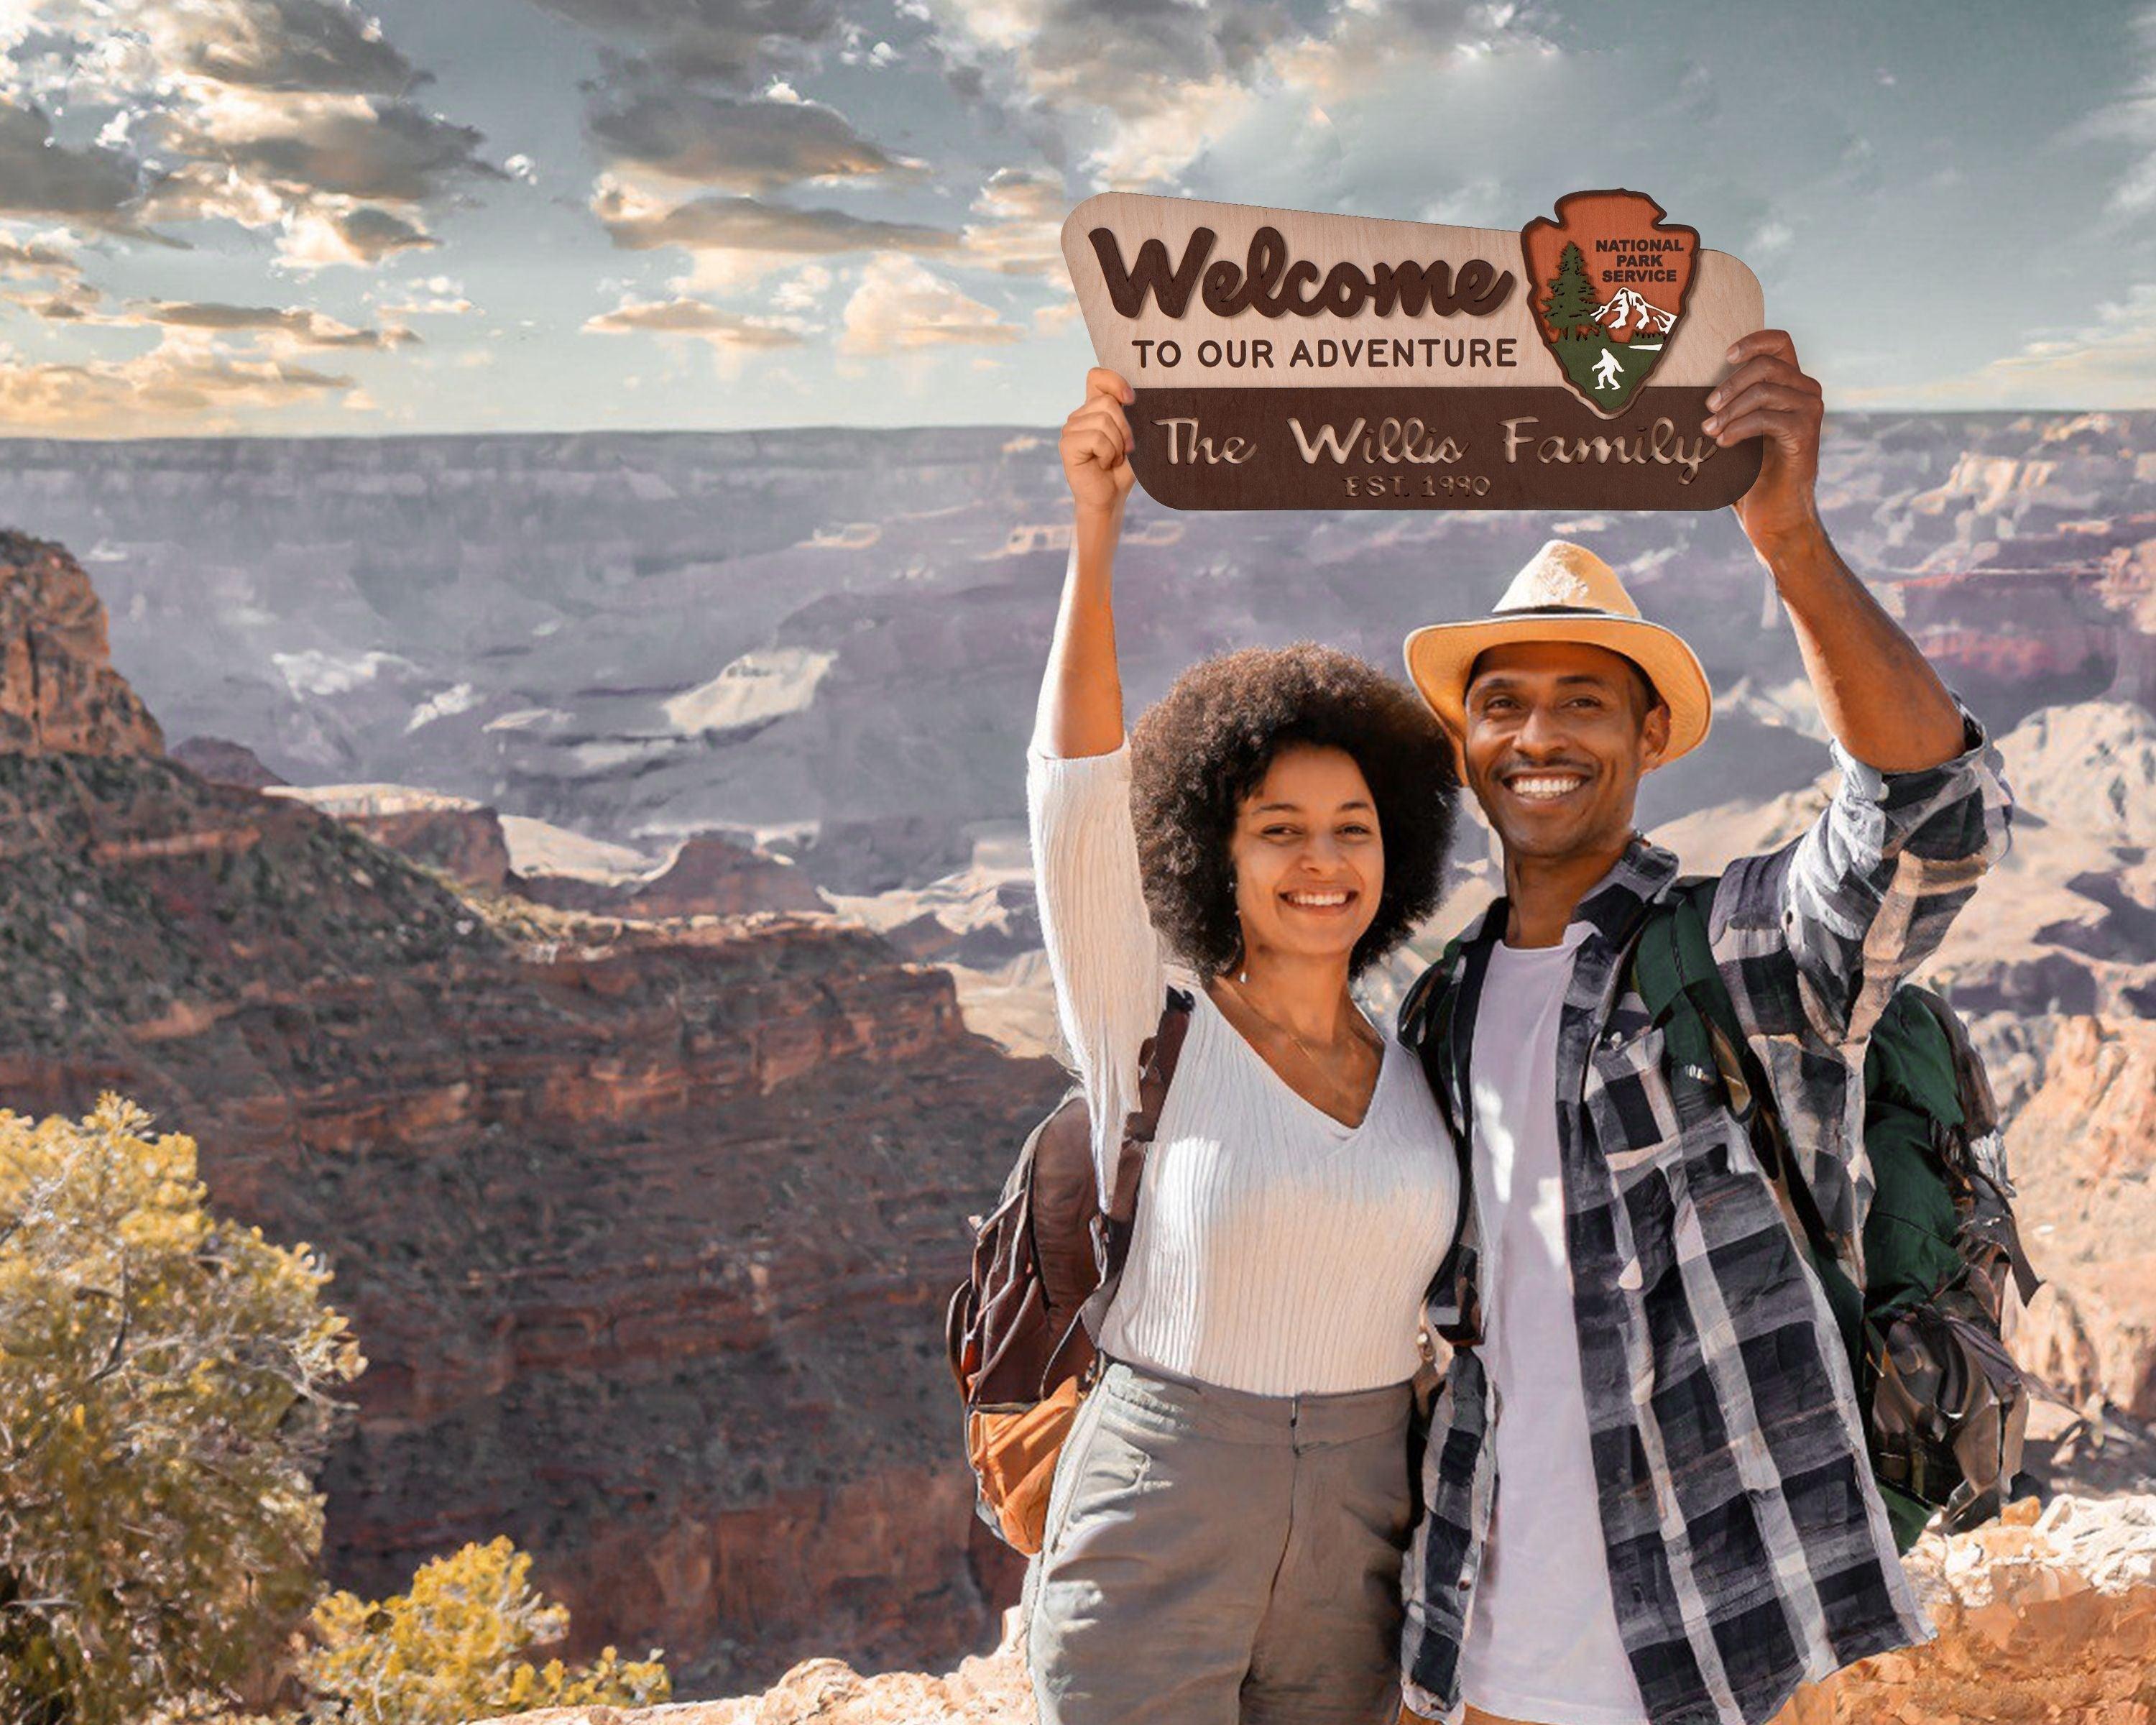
[{"xmin": 1521, "ymin": 190, "xmax": 1698, "ymax": 418}]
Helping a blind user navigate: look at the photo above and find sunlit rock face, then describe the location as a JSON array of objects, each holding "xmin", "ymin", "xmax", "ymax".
[{"xmin": 0, "ymin": 532, "xmax": 162, "ymax": 758}]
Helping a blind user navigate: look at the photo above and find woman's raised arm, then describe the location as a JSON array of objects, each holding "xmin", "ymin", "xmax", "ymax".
[
  {"xmin": 1033, "ymin": 368, "xmax": 1138, "ymax": 760},
  {"xmin": 1028, "ymin": 369, "xmax": 1164, "ymax": 1201}
]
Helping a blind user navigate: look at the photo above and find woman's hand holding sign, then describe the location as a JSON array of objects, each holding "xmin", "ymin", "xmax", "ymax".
[
  {"xmin": 1061, "ymin": 367, "xmax": 1138, "ymax": 517},
  {"xmin": 1038, "ymin": 369, "xmax": 1137, "ymax": 760}
]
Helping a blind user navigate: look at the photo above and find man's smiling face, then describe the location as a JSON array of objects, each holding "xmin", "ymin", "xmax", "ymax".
[{"xmin": 1460, "ymin": 640, "xmax": 1672, "ymax": 865}]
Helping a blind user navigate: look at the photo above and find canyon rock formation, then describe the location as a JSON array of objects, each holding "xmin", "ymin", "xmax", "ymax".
[
  {"xmin": 9, "ymin": 413, "xmax": 2148, "ymax": 877},
  {"xmin": 0, "ymin": 528, "xmax": 162, "ymax": 757},
  {"xmin": 0, "ymin": 534, "xmax": 1067, "ymax": 1693},
  {"xmin": 2005, "ymin": 1016, "xmax": 2156, "ymax": 1438}
]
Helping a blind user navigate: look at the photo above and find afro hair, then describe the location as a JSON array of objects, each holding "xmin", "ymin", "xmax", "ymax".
[{"xmin": 1128, "ymin": 642, "xmax": 1460, "ymax": 979}]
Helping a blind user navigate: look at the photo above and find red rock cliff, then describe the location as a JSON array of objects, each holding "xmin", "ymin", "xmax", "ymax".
[{"xmin": 0, "ymin": 533, "xmax": 162, "ymax": 756}]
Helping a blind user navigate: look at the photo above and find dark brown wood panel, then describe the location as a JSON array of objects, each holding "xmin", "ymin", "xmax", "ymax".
[{"xmin": 1126, "ymin": 385, "xmax": 1761, "ymax": 510}]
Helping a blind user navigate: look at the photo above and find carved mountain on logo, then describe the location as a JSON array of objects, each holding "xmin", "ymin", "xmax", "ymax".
[
  {"xmin": 1521, "ymin": 190, "xmax": 1700, "ymax": 417},
  {"xmin": 1593, "ymin": 288, "xmax": 1677, "ymax": 336}
]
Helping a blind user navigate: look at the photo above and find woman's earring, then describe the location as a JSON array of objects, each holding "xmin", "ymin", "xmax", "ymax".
[{"xmin": 1227, "ymin": 875, "xmax": 1248, "ymax": 984}]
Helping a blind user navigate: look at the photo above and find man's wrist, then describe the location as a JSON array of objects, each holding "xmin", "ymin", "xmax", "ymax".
[{"xmin": 1750, "ymin": 508, "xmax": 1833, "ymax": 579}]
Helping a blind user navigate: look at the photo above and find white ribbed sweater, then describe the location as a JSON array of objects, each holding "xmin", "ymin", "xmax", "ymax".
[{"xmin": 1027, "ymin": 740, "xmax": 1460, "ymax": 1396}]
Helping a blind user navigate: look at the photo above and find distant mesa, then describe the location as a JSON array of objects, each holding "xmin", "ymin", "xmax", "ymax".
[
  {"xmin": 999, "ymin": 523, "xmax": 1071, "ymax": 556},
  {"xmin": 268, "ymin": 782, "xmax": 515, "ymax": 891},
  {"xmin": 664, "ymin": 648, "xmax": 834, "ymax": 737},
  {"xmin": 264, "ymin": 780, "xmax": 821, "ymax": 917},
  {"xmin": 497, "ymin": 814, "xmax": 650, "ymax": 880},
  {"xmin": 802, "ymin": 523, "xmax": 882, "ymax": 551},
  {"xmin": 995, "ymin": 518, "xmax": 1181, "ymax": 557},
  {"xmin": 518, "ymin": 830, "xmax": 824, "ymax": 920},
  {"xmin": 174, "ymin": 736, "xmax": 288, "ymax": 790}
]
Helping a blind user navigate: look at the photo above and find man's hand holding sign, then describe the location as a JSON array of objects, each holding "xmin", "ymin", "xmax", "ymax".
[{"xmin": 1705, "ymin": 328, "xmax": 1968, "ymax": 771}]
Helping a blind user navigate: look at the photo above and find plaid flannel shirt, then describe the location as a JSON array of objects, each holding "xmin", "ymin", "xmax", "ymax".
[{"xmin": 1396, "ymin": 711, "xmax": 2012, "ymax": 1725}]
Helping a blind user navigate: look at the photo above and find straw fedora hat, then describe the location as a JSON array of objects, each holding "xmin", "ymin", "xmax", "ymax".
[{"xmin": 1404, "ymin": 539, "xmax": 1713, "ymax": 763}]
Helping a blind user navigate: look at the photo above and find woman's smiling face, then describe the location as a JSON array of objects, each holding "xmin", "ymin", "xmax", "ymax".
[{"xmin": 1225, "ymin": 742, "xmax": 1384, "ymax": 969}]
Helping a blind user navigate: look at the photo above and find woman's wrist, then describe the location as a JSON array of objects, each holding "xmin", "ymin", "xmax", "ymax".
[{"xmin": 1074, "ymin": 495, "xmax": 1126, "ymax": 533}]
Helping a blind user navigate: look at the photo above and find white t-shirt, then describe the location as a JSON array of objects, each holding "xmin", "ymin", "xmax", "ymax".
[{"xmin": 1460, "ymin": 930, "xmax": 1649, "ymax": 1725}]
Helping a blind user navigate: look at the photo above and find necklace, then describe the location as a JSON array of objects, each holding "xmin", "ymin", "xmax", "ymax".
[{"xmin": 1215, "ymin": 970, "xmax": 1382, "ymax": 1105}]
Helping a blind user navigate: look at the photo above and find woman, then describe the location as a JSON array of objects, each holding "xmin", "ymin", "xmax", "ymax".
[{"xmin": 1025, "ymin": 367, "xmax": 1463, "ymax": 1725}]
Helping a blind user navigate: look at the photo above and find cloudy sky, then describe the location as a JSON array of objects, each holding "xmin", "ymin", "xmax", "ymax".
[{"xmin": 2, "ymin": 0, "xmax": 2152, "ymax": 435}]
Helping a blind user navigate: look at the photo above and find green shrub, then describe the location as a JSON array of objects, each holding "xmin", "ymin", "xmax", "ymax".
[{"xmin": 0, "ymin": 1097, "xmax": 364, "ymax": 1725}]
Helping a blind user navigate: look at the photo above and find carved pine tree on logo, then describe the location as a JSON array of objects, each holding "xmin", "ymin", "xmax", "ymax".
[{"xmin": 1541, "ymin": 243, "xmax": 1598, "ymax": 342}]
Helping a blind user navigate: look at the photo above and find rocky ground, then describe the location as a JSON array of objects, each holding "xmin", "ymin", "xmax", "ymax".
[{"xmin": 480, "ymin": 1496, "xmax": 2156, "ymax": 1725}]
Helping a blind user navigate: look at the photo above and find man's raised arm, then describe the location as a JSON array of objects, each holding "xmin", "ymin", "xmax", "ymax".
[
  {"xmin": 1708, "ymin": 328, "xmax": 1968, "ymax": 773},
  {"xmin": 1705, "ymin": 330, "xmax": 2011, "ymax": 1051}
]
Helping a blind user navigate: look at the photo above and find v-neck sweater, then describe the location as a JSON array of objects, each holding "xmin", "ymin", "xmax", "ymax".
[{"xmin": 1028, "ymin": 740, "xmax": 1460, "ymax": 1397}]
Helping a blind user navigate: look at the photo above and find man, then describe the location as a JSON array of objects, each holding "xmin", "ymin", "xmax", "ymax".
[{"xmin": 1394, "ymin": 331, "xmax": 2013, "ymax": 1725}]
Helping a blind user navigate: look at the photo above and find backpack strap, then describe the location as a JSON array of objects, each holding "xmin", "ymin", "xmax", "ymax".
[
  {"xmin": 1407, "ymin": 916, "xmax": 1503, "ymax": 1348},
  {"xmin": 1902, "ymin": 987, "xmax": 2042, "ymax": 1307},
  {"xmin": 1078, "ymin": 988, "xmax": 1195, "ymax": 1344},
  {"xmin": 1631, "ymin": 879, "xmax": 1840, "ymax": 1264},
  {"xmin": 1102, "ymin": 987, "xmax": 1196, "ymax": 1255}
]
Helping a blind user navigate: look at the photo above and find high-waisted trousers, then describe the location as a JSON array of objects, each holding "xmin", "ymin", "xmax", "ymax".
[{"xmin": 1025, "ymin": 1358, "xmax": 1415, "ymax": 1725}]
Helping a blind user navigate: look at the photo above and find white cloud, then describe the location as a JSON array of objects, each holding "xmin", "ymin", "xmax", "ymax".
[
  {"xmin": 957, "ymin": 165, "xmax": 1065, "ymax": 278},
  {"xmin": 2077, "ymin": 6, "xmax": 2156, "ymax": 216},
  {"xmin": 378, "ymin": 274, "xmax": 473, "ymax": 316},
  {"xmin": 584, "ymin": 291, "xmax": 808, "ymax": 349},
  {"xmin": 770, "ymin": 262, "xmax": 834, "ymax": 313},
  {"xmin": 8, "ymin": 0, "xmax": 491, "ymax": 264},
  {"xmin": 926, "ymin": 0, "xmax": 1552, "ymax": 190},
  {"xmin": 0, "ymin": 326, "xmax": 370, "ymax": 433},
  {"xmin": 839, "ymin": 252, "xmax": 1021, "ymax": 355},
  {"xmin": 1844, "ymin": 283, "xmax": 2156, "ymax": 409}
]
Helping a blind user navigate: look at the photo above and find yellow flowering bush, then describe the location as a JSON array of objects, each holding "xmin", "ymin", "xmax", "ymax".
[{"xmin": 304, "ymin": 1537, "xmax": 669, "ymax": 1722}]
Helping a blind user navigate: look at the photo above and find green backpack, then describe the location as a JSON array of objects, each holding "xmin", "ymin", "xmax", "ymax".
[{"xmin": 1631, "ymin": 878, "xmax": 2043, "ymax": 1550}]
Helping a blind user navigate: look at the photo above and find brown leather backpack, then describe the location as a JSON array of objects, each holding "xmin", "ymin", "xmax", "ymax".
[{"xmin": 945, "ymin": 990, "xmax": 1192, "ymax": 1552}]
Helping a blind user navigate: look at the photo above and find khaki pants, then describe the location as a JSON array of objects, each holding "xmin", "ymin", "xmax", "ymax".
[{"xmin": 1028, "ymin": 1360, "xmax": 1414, "ymax": 1725}]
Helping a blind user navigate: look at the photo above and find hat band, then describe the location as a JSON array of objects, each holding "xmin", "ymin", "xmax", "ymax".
[{"xmin": 1491, "ymin": 602, "xmax": 1632, "ymax": 620}]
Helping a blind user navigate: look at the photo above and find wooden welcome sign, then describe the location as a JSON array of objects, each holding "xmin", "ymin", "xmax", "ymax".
[{"xmin": 1061, "ymin": 190, "xmax": 1765, "ymax": 510}]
